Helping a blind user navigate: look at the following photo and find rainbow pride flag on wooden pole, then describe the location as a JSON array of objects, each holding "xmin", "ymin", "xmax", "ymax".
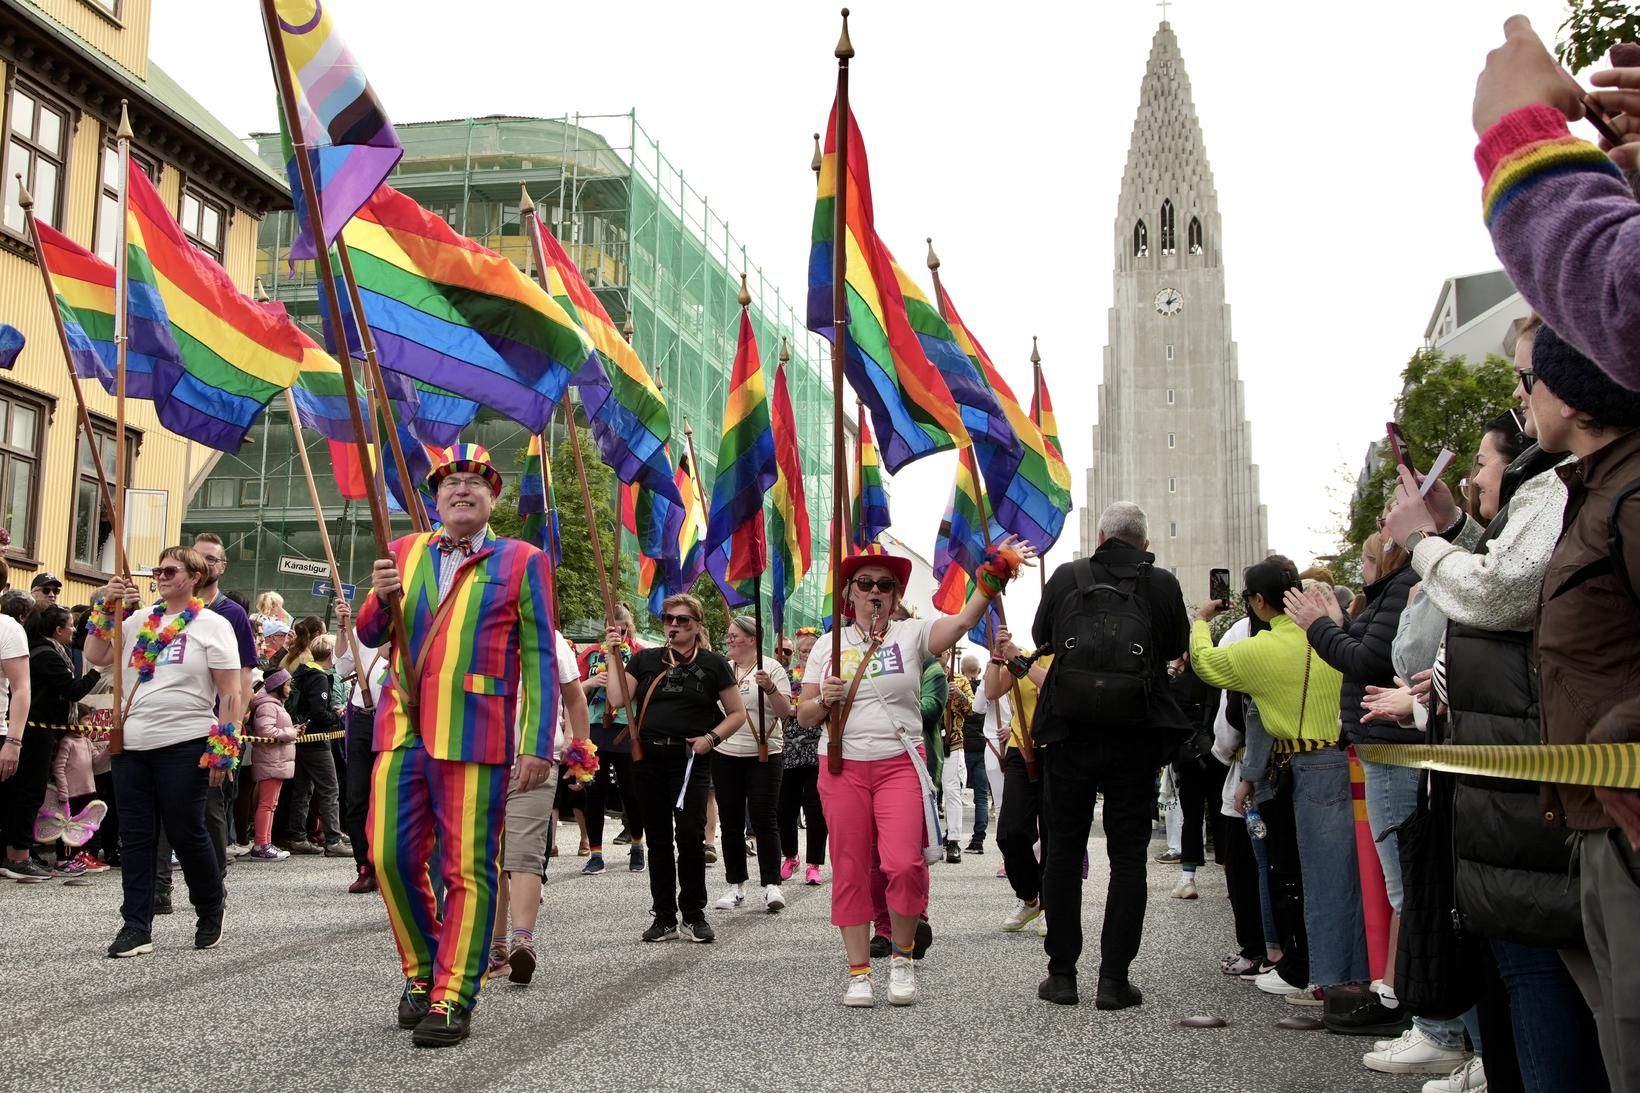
[{"xmin": 769, "ymin": 337, "xmax": 811, "ymax": 637}]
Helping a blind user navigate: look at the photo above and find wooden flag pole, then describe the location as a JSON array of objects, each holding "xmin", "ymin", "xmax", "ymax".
[
  {"xmin": 260, "ymin": 0, "xmax": 413, "ymax": 699},
  {"xmin": 107, "ymin": 101, "xmax": 134, "ymax": 755},
  {"xmin": 927, "ymin": 238, "xmax": 1036, "ymax": 779},
  {"xmin": 824, "ymin": 9, "xmax": 854, "ymax": 776},
  {"xmin": 1032, "ymin": 336, "xmax": 1048, "ymax": 596}
]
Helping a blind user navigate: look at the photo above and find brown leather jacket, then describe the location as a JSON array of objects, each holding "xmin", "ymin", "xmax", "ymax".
[{"xmin": 1536, "ymin": 427, "xmax": 1640, "ymax": 830}]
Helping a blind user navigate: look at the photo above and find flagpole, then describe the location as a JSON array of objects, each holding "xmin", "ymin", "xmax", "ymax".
[
  {"xmin": 927, "ymin": 238, "xmax": 1037, "ymax": 780},
  {"xmin": 774, "ymin": 334, "xmax": 792, "ymax": 650},
  {"xmin": 107, "ymin": 101, "xmax": 133, "ymax": 755},
  {"xmin": 260, "ymin": 0, "xmax": 413, "ymax": 698},
  {"xmin": 1031, "ymin": 335, "xmax": 1048, "ymax": 597},
  {"xmin": 737, "ymin": 273, "xmax": 769, "ymax": 764},
  {"xmin": 824, "ymin": 8, "xmax": 854, "ymax": 776},
  {"xmin": 518, "ymin": 185, "xmax": 639, "ymax": 755},
  {"xmin": 681, "ymin": 419, "xmax": 730, "ymax": 632}
]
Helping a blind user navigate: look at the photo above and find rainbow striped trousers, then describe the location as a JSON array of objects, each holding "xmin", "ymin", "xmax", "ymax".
[{"xmin": 368, "ymin": 743, "xmax": 507, "ymax": 1008}]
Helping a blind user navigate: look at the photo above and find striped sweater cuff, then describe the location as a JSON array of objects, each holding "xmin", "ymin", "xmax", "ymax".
[{"xmin": 1476, "ymin": 104, "xmax": 1622, "ymax": 225}]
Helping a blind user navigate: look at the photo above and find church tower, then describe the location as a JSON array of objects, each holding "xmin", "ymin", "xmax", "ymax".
[{"xmin": 1082, "ymin": 20, "xmax": 1267, "ymax": 601}]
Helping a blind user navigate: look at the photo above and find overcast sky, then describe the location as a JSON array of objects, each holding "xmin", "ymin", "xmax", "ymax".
[{"xmin": 152, "ymin": 0, "xmax": 1576, "ymax": 628}]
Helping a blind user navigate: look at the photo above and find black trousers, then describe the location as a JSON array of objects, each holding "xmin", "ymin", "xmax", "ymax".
[
  {"xmin": 1040, "ymin": 738, "xmax": 1157, "ymax": 982},
  {"xmin": 582, "ymin": 748, "xmax": 643, "ymax": 849},
  {"xmin": 344, "ymin": 706, "xmax": 374, "ymax": 870},
  {"xmin": 633, "ymin": 739, "xmax": 710, "ymax": 921},
  {"xmin": 1262, "ymin": 787, "xmax": 1309, "ymax": 987},
  {"xmin": 1, "ymin": 725, "xmax": 55, "ymax": 854},
  {"xmin": 997, "ymin": 748, "xmax": 1044, "ymax": 904},
  {"xmin": 113, "ymin": 738, "xmax": 223, "ymax": 932},
  {"xmin": 155, "ymin": 777, "xmax": 229, "ymax": 901},
  {"xmin": 712, "ymin": 751, "xmax": 783, "ymax": 887},
  {"xmin": 778, "ymin": 763, "xmax": 826, "ymax": 865},
  {"xmin": 1174, "ymin": 755, "xmax": 1229, "ymax": 866},
  {"xmin": 1220, "ymin": 807, "xmax": 1266, "ymax": 961}
]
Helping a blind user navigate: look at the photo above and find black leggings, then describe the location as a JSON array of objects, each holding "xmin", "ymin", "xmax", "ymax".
[
  {"xmin": 1174, "ymin": 755, "xmax": 1229, "ymax": 867},
  {"xmin": 712, "ymin": 751, "xmax": 783, "ymax": 887},
  {"xmin": 777, "ymin": 763, "xmax": 826, "ymax": 865}
]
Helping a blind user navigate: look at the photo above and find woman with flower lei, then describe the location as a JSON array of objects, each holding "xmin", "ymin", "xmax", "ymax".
[{"xmin": 84, "ymin": 545, "xmax": 244, "ymax": 959}]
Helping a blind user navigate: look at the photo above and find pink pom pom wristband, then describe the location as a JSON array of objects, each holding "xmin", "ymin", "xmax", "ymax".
[{"xmin": 976, "ymin": 546, "xmax": 1024, "ymax": 599}]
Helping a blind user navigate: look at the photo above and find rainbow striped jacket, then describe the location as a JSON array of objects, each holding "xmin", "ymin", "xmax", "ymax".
[{"xmin": 357, "ymin": 531, "xmax": 558, "ymax": 765}]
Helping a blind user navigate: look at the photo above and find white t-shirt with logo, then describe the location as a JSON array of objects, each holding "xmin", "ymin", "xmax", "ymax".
[
  {"xmin": 803, "ymin": 618, "xmax": 931, "ymax": 762},
  {"xmin": 119, "ymin": 606, "xmax": 240, "ymax": 751},
  {"xmin": 0, "ymin": 613, "xmax": 28, "ymax": 729},
  {"xmin": 720, "ymin": 656, "xmax": 791, "ymax": 758}
]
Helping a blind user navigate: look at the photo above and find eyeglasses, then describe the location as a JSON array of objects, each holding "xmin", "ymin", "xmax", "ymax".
[
  {"xmin": 439, "ymin": 474, "xmax": 489, "ymax": 491},
  {"xmin": 37, "ymin": 586, "xmax": 60, "ymax": 595},
  {"xmin": 851, "ymin": 577, "xmax": 898, "ymax": 593},
  {"xmin": 660, "ymin": 612, "xmax": 699, "ymax": 627},
  {"xmin": 1518, "ymin": 369, "xmax": 1537, "ymax": 394},
  {"xmin": 153, "ymin": 565, "xmax": 185, "ymax": 580},
  {"xmin": 200, "ymin": 556, "xmax": 226, "ymax": 568}
]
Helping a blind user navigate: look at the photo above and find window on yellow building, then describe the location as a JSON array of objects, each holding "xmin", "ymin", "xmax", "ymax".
[
  {"xmin": 178, "ymin": 184, "xmax": 226, "ymax": 262},
  {"xmin": 94, "ymin": 138, "xmax": 157, "ymax": 264},
  {"xmin": 69, "ymin": 418, "xmax": 137, "ymax": 577},
  {"xmin": 2, "ymin": 80, "xmax": 71, "ymax": 235},
  {"xmin": 0, "ymin": 382, "xmax": 50, "ymax": 558}
]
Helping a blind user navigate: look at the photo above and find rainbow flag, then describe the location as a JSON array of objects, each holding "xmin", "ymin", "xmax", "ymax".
[
  {"xmin": 933, "ymin": 446, "xmax": 1005, "ymax": 645},
  {"xmin": 937, "ymin": 281, "xmax": 1072, "ymax": 550},
  {"xmin": 0, "ymin": 324, "xmax": 22, "ymax": 370},
  {"xmin": 807, "ymin": 100, "xmax": 969, "ymax": 472},
  {"xmin": 520, "ymin": 433, "xmax": 560, "ymax": 566},
  {"xmin": 253, "ymin": 296, "xmax": 364, "ymax": 442},
  {"xmin": 852, "ymin": 406, "xmax": 890, "ymax": 550},
  {"xmin": 532, "ymin": 216, "xmax": 682, "ymax": 527},
  {"xmin": 705, "ymin": 311, "xmax": 777, "ymax": 607},
  {"xmin": 271, "ymin": 0, "xmax": 402, "ymax": 260},
  {"xmin": 126, "ymin": 166, "xmax": 302, "ymax": 450},
  {"xmin": 1032, "ymin": 362, "xmax": 1070, "ymax": 488},
  {"xmin": 635, "ymin": 450, "xmax": 706, "ymax": 616},
  {"xmin": 399, "ymin": 378, "xmax": 479, "ymax": 448},
  {"xmin": 768, "ymin": 354, "xmax": 811, "ymax": 635},
  {"xmin": 32, "ymin": 222, "xmax": 131, "ymax": 390},
  {"xmin": 338, "ymin": 184, "xmax": 592, "ymax": 432},
  {"xmin": 327, "ymin": 423, "xmax": 439, "ymax": 523}
]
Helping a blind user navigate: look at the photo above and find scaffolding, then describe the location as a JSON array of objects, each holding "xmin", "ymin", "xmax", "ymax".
[{"xmin": 188, "ymin": 112, "xmax": 835, "ymax": 632}]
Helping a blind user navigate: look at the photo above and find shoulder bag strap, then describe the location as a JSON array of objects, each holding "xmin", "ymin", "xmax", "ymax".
[
  {"xmin": 1295, "ymin": 647, "xmax": 1313, "ymax": 740},
  {"xmin": 633, "ymin": 669, "xmax": 670, "ymax": 742},
  {"xmin": 826, "ymin": 634, "xmax": 885, "ymax": 774}
]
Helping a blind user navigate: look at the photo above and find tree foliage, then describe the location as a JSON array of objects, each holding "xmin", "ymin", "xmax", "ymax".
[
  {"xmin": 1344, "ymin": 349, "xmax": 1519, "ymax": 550},
  {"xmin": 1555, "ymin": 0, "xmax": 1640, "ymax": 73}
]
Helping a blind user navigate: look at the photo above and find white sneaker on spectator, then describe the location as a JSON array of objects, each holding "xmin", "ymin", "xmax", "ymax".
[
  {"xmin": 1254, "ymin": 968, "xmax": 1299, "ymax": 995},
  {"xmin": 1037, "ymin": 913, "xmax": 1048, "ymax": 936},
  {"xmin": 1421, "ymin": 1057, "xmax": 1486, "ymax": 1092},
  {"xmin": 1363, "ymin": 1028, "xmax": 1469, "ymax": 1075},
  {"xmin": 888, "ymin": 955, "xmax": 918, "ymax": 1005},
  {"xmin": 843, "ymin": 973, "xmax": 874, "ymax": 1008},
  {"xmin": 713, "ymin": 884, "xmax": 744, "ymax": 910},
  {"xmin": 1170, "ymin": 876, "xmax": 1198, "ymax": 900},
  {"xmin": 764, "ymin": 884, "xmax": 785, "ymax": 912},
  {"xmin": 1001, "ymin": 899, "xmax": 1042, "ymax": 932}
]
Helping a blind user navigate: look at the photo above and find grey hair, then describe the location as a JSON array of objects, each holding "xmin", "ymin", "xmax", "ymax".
[{"xmin": 1097, "ymin": 501, "xmax": 1148, "ymax": 547}]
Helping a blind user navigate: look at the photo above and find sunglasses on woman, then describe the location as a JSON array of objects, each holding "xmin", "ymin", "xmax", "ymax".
[
  {"xmin": 1518, "ymin": 369, "xmax": 1537, "ymax": 394},
  {"xmin": 660, "ymin": 612, "xmax": 699, "ymax": 627},
  {"xmin": 851, "ymin": 577, "xmax": 898, "ymax": 593},
  {"xmin": 152, "ymin": 565, "xmax": 187, "ymax": 580}
]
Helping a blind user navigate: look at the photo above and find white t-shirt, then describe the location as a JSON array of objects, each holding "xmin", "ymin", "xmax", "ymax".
[
  {"xmin": 514, "ymin": 632, "xmax": 583, "ymax": 760},
  {"xmin": 719, "ymin": 656, "xmax": 790, "ymax": 758},
  {"xmin": 803, "ymin": 618, "xmax": 931, "ymax": 762},
  {"xmin": 119, "ymin": 606, "xmax": 240, "ymax": 750},
  {"xmin": 0, "ymin": 613, "xmax": 28, "ymax": 728}
]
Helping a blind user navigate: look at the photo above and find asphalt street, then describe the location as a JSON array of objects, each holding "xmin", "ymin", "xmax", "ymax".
[{"xmin": 3, "ymin": 820, "xmax": 1446, "ymax": 1093}]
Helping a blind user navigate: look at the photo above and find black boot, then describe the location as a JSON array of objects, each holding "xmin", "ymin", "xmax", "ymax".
[
  {"xmin": 965, "ymin": 835, "xmax": 984, "ymax": 854},
  {"xmin": 1038, "ymin": 974, "xmax": 1079, "ymax": 1005},
  {"xmin": 1094, "ymin": 977, "xmax": 1144, "ymax": 1011},
  {"xmin": 412, "ymin": 999, "xmax": 472, "ymax": 1047},
  {"xmin": 397, "ymin": 977, "xmax": 432, "ymax": 1029},
  {"xmin": 944, "ymin": 840, "xmax": 962, "ymax": 864}
]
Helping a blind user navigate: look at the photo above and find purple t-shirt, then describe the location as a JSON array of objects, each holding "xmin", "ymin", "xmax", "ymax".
[{"xmin": 209, "ymin": 593, "xmax": 259, "ymax": 669}]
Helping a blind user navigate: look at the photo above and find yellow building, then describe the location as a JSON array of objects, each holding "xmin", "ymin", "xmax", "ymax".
[{"xmin": 0, "ymin": 0, "xmax": 287, "ymax": 604}]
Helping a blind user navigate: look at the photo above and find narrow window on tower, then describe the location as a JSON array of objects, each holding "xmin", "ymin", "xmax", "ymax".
[
  {"xmin": 1188, "ymin": 216, "xmax": 1204, "ymax": 255},
  {"xmin": 1133, "ymin": 219, "xmax": 1148, "ymax": 257},
  {"xmin": 1166, "ymin": 344, "xmax": 1174, "ymax": 361},
  {"xmin": 1168, "ymin": 477, "xmax": 1178, "ymax": 493},
  {"xmin": 1166, "ymin": 388, "xmax": 1176, "ymax": 405},
  {"xmin": 1160, "ymin": 199, "xmax": 1176, "ymax": 255},
  {"xmin": 1168, "ymin": 433, "xmax": 1176, "ymax": 449},
  {"xmin": 1170, "ymin": 521, "xmax": 1178, "ymax": 538}
]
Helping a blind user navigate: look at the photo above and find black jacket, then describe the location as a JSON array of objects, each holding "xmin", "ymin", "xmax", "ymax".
[
  {"xmin": 28, "ymin": 637, "xmax": 100, "ymax": 728},
  {"xmin": 290, "ymin": 662, "xmax": 340, "ymax": 735},
  {"xmin": 1306, "ymin": 565, "xmax": 1418, "ymax": 745},
  {"xmin": 1030, "ymin": 537, "xmax": 1189, "ymax": 746}
]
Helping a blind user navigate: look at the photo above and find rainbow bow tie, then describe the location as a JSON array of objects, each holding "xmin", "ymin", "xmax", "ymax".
[{"xmin": 437, "ymin": 533, "xmax": 476, "ymax": 556}]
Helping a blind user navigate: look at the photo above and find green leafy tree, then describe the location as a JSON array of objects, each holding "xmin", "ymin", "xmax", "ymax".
[
  {"xmin": 1345, "ymin": 349, "xmax": 1520, "ymax": 550},
  {"xmin": 1555, "ymin": 0, "xmax": 1640, "ymax": 72}
]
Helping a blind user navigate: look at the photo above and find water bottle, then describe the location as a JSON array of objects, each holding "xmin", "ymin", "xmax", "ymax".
[{"xmin": 1244, "ymin": 806, "xmax": 1267, "ymax": 841}]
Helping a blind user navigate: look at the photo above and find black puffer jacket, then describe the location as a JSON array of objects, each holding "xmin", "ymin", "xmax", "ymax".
[{"xmin": 1306, "ymin": 565, "xmax": 1419, "ymax": 745}]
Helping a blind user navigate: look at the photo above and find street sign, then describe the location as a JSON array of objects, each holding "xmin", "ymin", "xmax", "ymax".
[
  {"xmin": 278, "ymin": 556, "xmax": 331, "ymax": 578},
  {"xmin": 312, "ymin": 579, "xmax": 357, "ymax": 601}
]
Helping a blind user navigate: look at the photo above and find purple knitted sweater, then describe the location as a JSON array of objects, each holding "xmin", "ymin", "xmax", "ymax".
[{"xmin": 1477, "ymin": 105, "xmax": 1636, "ymax": 388}]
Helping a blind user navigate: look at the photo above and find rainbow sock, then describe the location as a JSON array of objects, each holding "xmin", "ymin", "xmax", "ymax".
[
  {"xmin": 890, "ymin": 940, "xmax": 913, "ymax": 959},
  {"xmin": 510, "ymin": 927, "xmax": 533, "ymax": 942},
  {"xmin": 630, "ymin": 836, "xmax": 645, "ymax": 847},
  {"xmin": 849, "ymin": 962, "xmax": 871, "ymax": 977},
  {"xmin": 589, "ymin": 845, "xmax": 603, "ymax": 855}
]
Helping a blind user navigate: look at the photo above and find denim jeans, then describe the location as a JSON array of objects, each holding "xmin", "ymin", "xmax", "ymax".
[
  {"xmin": 1361, "ymin": 757, "xmax": 1465, "ymax": 1049},
  {"xmin": 964, "ymin": 746, "xmax": 990, "ymax": 838},
  {"xmin": 112, "ymin": 738, "xmax": 224, "ymax": 932},
  {"xmin": 1289, "ymin": 748, "xmax": 1367, "ymax": 987},
  {"xmin": 1491, "ymin": 938, "xmax": 1608, "ymax": 1093}
]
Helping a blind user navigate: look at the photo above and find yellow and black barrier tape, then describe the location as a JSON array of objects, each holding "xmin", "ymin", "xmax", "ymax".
[
  {"xmin": 1355, "ymin": 742, "xmax": 1640, "ymax": 790},
  {"xmin": 242, "ymin": 730, "xmax": 345, "ymax": 746}
]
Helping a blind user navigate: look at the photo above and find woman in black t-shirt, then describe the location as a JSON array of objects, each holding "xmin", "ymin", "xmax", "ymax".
[{"xmin": 608, "ymin": 593, "xmax": 746, "ymax": 944}]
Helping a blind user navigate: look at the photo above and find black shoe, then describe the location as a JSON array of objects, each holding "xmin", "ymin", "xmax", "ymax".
[
  {"xmin": 869, "ymin": 934, "xmax": 891, "ymax": 959},
  {"xmin": 641, "ymin": 917, "xmax": 679, "ymax": 943},
  {"xmin": 912, "ymin": 917, "xmax": 934, "ymax": 960},
  {"xmin": 613, "ymin": 829, "xmax": 633, "ymax": 846},
  {"xmin": 944, "ymin": 840, "xmax": 962, "ymax": 864},
  {"xmin": 682, "ymin": 915, "xmax": 715, "ymax": 943},
  {"xmin": 411, "ymin": 999, "xmax": 471, "ymax": 1047},
  {"xmin": 629, "ymin": 845, "xmax": 646, "ymax": 873},
  {"xmin": 397, "ymin": 977, "xmax": 432, "ymax": 1029},
  {"xmin": 194, "ymin": 906, "xmax": 225, "ymax": 950},
  {"xmin": 1038, "ymin": 974, "xmax": 1079, "ymax": 1006},
  {"xmin": 107, "ymin": 926, "xmax": 153, "ymax": 958},
  {"xmin": 1094, "ymin": 977, "xmax": 1144, "ymax": 1011},
  {"xmin": 1322, "ymin": 996, "xmax": 1412, "ymax": 1037},
  {"xmin": 152, "ymin": 897, "xmax": 173, "ymax": 916},
  {"xmin": 1154, "ymin": 849, "xmax": 1182, "ymax": 864},
  {"xmin": 965, "ymin": 837, "xmax": 984, "ymax": 854},
  {"xmin": 702, "ymin": 843, "xmax": 718, "ymax": 865}
]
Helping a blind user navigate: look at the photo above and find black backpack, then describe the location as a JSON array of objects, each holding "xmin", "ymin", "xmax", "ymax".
[{"xmin": 1042, "ymin": 558, "xmax": 1156, "ymax": 728}]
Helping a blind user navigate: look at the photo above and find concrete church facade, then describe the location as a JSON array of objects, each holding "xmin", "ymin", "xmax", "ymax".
[{"xmin": 1082, "ymin": 21, "xmax": 1267, "ymax": 602}]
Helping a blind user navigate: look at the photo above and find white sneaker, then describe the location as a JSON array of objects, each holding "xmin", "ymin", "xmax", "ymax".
[
  {"xmin": 227, "ymin": 843, "xmax": 252, "ymax": 858},
  {"xmin": 1421, "ymin": 1057, "xmax": 1486, "ymax": 1092},
  {"xmin": 764, "ymin": 884, "xmax": 785, "ymax": 912},
  {"xmin": 713, "ymin": 884, "xmax": 744, "ymax": 910},
  {"xmin": 843, "ymin": 973, "xmax": 875, "ymax": 1008},
  {"xmin": 888, "ymin": 954, "xmax": 918, "ymax": 1005},
  {"xmin": 1364, "ymin": 1028, "xmax": 1469, "ymax": 1075},
  {"xmin": 1254, "ymin": 968, "xmax": 1300, "ymax": 995},
  {"xmin": 1171, "ymin": 876, "xmax": 1199, "ymax": 900},
  {"xmin": 1037, "ymin": 912, "xmax": 1048, "ymax": 937},
  {"xmin": 1001, "ymin": 899, "xmax": 1042, "ymax": 932}
]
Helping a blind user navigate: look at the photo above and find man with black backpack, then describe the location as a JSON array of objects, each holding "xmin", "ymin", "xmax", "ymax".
[{"xmin": 1030, "ymin": 502, "xmax": 1189, "ymax": 1009}]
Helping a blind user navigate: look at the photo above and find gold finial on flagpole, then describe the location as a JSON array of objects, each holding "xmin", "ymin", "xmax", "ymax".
[
  {"xmin": 835, "ymin": 8, "xmax": 854, "ymax": 59},
  {"xmin": 116, "ymin": 99, "xmax": 132, "ymax": 141},
  {"xmin": 622, "ymin": 315, "xmax": 635, "ymax": 342},
  {"xmin": 519, "ymin": 181, "xmax": 533, "ymax": 216},
  {"xmin": 779, "ymin": 336, "xmax": 790, "ymax": 366},
  {"xmin": 15, "ymin": 175, "xmax": 32, "ymax": 209},
  {"xmin": 738, "ymin": 272, "xmax": 751, "ymax": 309},
  {"xmin": 254, "ymin": 278, "xmax": 270, "ymax": 303},
  {"xmin": 811, "ymin": 132, "xmax": 822, "ymax": 174},
  {"xmin": 1031, "ymin": 335, "xmax": 1041, "ymax": 365},
  {"xmin": 925, "ymin": 237, "xmax": 940, "ymax": 272}
]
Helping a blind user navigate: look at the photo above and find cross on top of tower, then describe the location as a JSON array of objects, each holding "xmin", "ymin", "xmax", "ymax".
[{"xmin": 1157, "ymin": 0, "xmax": 1172, "ymax": 23}]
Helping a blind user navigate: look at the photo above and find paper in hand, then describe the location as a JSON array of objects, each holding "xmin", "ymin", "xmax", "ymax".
[{"xmin": 1420, "ymin": 450, "xmax": 1455, "ymax": 497}]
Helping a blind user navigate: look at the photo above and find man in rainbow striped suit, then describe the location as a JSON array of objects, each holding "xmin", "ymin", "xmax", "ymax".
[{"xmin": 357, "ymin": 444, "xmax": 559, "ymax": 1048}]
